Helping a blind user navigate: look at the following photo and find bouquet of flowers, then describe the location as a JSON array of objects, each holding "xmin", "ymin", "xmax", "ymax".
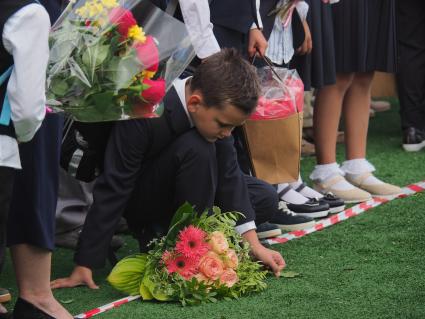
[
  {"xmin": 108, "ymin": 203, "xmax": 267, "ymax": 306},
  {"xmin": 250, "ymin": 66, "xmax": 304, "ymax": 120},
  {"xmin": 47, "ymin": 0, "xmax": 195, "ymax": 121}
]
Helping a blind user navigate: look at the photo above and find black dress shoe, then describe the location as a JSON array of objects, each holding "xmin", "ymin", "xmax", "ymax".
[
  {"xmin": 13, "ymin": 298, "xmax": 55, "ymax": 319},
  {"xmin": 403, "ymin": 127, "xmax": 425, "ymax": 152},
  {"xmin": 317, "ymin": 193, "xmax": 345, "ymax": 214}
]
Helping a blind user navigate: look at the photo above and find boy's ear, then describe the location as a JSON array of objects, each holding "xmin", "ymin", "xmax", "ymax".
[{"xmin": 186, "ymin": 94, "xmax": 203, "ymax": 113}]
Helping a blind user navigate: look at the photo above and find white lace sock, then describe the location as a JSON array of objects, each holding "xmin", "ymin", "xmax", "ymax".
[
  {"xmin": 277, "ymin": 183, "xmax": 309, "ymax": 204},
  {"xmin": 341, "ymin": 159, "xmax": 384, "ymax": 185},
  {"xmin": 310, "ymin": 163, "xmax": 356, "ymax": 191},
  {"xmin": 290, "ymin": 176, "xmax": 324, "ymax": 198}
]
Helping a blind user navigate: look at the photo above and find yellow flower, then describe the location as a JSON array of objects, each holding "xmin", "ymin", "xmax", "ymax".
[
  {"xmin": 100, "ymin": 0, "xmax": 118, "ymax": 8},
  {"xmin": 87, "ymin": 2, "xmax": 103, "ymax": 17},
  {"xmin": 127, "ymin": 25, "xmax": 146, "ymax": 43},
  {"xmin": 141, "ymin": 70, "xmax": 156, "ymax": 79}
]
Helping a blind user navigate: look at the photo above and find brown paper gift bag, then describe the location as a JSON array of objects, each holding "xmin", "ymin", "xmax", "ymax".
[{"xmin": 243, "ymin": 112, "xmax": 303, "ymax": 185}]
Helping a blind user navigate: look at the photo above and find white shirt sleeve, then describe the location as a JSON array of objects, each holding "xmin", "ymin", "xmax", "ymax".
[
  {"xmin": 178, "ymin": 0, "xmax": 220, "ymax": 59},
  {"xmin": 235, "ymin": 221, "xmax": 257, "ymax": 235},
  {"xmin": 2, "ymin": 4, "xmax": 49, "ymax": 143},
  {"xmin": 251, "ymin": 0, "xmax": 263, "ymax": 29},
  {"xmin": 296, "ymin": 1, "xmax": 309, "ymax": 21}
]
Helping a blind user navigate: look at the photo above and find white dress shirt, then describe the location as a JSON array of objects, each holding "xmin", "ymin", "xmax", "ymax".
[
  {"xmin": 173, "ymin": 77, "xmax": 256, "ymax": 234},
  {"xmin": 0, "ymin": 3, "xmax": 49, "ymax": 169},
  {"xmin": 179, "ymin": 0, "xmax": 220, "ymax": 59},
  {"xmin": 266, "ymin": 0, "xmax": 309, "ymax": 65}
]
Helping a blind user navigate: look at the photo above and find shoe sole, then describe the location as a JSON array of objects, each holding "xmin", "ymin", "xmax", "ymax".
[
  {"xmin": 329, "ymin": 205, "xmax": 346, "ymax": 214},
  {"xmin": 371, "ymin": 193, "xmax": 404, "ymax": 200},
  {"xmin": 295, "ymin": 210, "xmax": 329, "ymax": 218},
  {"xmin": 275, "ymin": 221, "xmax": 316, "ymax": 232},
  {"xmin": 257, "ymin": 229, "xmax": 282, "ymax": 239},
  {"xmin": 0, "ymin": 294, "xmax": 11, "ymax": 303},
  {"xmin": 403, "ymin": 141, "xmax": 425, "ymax": 152}
]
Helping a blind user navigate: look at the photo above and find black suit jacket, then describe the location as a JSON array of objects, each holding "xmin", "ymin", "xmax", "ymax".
[{"xmin": 75, "ymin": 87, "xmax": 255, "ymax": 268}]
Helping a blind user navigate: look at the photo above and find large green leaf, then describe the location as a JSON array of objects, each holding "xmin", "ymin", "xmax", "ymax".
[
  {"xmin": 107, "ymin": 254, "xmax": 148, "ymax": 296},
  {"xmin": 164, "ymin": 203, "xmax": 196, "ymax": 246}
]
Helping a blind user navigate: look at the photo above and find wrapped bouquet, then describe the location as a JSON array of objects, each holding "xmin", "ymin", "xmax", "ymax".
[
  {"xmin": 108, "ymin": 203, "xmax": 267, "ymax": 306},
  {"xmin": 47, "ymin": 0, "xmax": 195, "ymax": 121}
]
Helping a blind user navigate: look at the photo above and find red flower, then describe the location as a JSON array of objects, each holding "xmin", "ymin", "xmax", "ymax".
[
  {"xmin": 175, "ymin": 226, "xmax": 209, "ymax": 259},
  {"xmin": 163, "ymin": 253, "xmax": 197, "ymax": 280},
  {"xmin": 108, "ymin": 7, "xmax": 137, "ymax": 39},
  {"xmin": 134, "ymin": 36, "xmax": 159, "ymax": 72},
  {"xmin": 140, "ymin": 78, "xmax": 166, "ymax": 106}
]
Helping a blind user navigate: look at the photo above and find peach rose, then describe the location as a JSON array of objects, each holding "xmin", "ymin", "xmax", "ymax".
[
  {"xmin": 223, "ymin": 249, "xmax": 238, "ymax": 269},
  {"xmin": 219, "ymin": 269, "xmax": 238, "ymax": 288},
  {"xmin": 198, "ymin": 251, "xmax": 224, "ymax": 281},
  {"xmin": 208, "ymin": 231, "xmax": 229, "ymax": 255}
]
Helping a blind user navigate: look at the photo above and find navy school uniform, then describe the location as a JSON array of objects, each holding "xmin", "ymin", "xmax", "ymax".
[
  {"xmin": 74, "ymin": 86, "xmax": 277, "ymax": 269},
  {"xmin": 6, "ymin": 0, "xmax": 63, "ymax": 251}
]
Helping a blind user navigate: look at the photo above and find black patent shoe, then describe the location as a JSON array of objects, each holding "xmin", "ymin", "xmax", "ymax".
[
  {"xmin": 402, "ymin": 127, "xmax": 425, "ymax": 152},
  {"xmin": 13, "ymin": 298, "xmax": 55, "ymax": 319}
]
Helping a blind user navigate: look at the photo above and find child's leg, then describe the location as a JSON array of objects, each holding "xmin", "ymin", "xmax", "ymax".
[
  {"xmin": 314, "ymin": 73, "xmax": 355, "ymax": 164},
  {"xmin": 342, "ymin": 72, "xmax": 374, "ymax": 160}
]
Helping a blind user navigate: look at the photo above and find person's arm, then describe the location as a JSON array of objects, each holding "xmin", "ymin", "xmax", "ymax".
[
  {"xmin": 248, "ymin": 0, "xmax": 267, "ymax": 57},
  {"xmin": 178, "ymin": 0, "xmax": 220, "ymax": 59},
  {"xmin": 2, "ymin": 4, "xmax": 49, "ymax": 142},
  {"xmin": 295, "ymin": 1, "xmax": 312, "ymax": 55},
  {"xmin": 214, "ymin": 137, "xmax": 285, "ymax": 276}
]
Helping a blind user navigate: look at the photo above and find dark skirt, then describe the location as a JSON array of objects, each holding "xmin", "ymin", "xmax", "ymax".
[
  {"xmin": 332, "ymin": 0, "xmax": 397, "ymax": 73},
  {"xmin": 7, "ymin": 113, "xmax": 62, "ymax": 251},
  {"xmin": 291, "ymin": 0, "xmax": 336, "ymax": 90}
]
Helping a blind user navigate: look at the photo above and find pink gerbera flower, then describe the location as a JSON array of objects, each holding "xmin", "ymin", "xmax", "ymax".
[
  {"xmin": 175, "ymin": 226, "xmax": 209, "ymax": 259},
  {"xmin": 164, "ymin": 254, "xmax": 197, "ymax": 280}
]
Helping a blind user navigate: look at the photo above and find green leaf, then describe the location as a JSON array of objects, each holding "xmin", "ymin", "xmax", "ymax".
[
  {"xmin": 281, "ymin": 271, "xmax": 301, "ymax": 278},
  {"xmin": 107, "ymin": 254, "xmax": 148, "ymax": 296},
  {"xmin": 49, "ymin": 80, "xmax": 69, "ymax": 97},
  {"xmin": 89, "ymin": 91, "xmax": 115, "ymax": 111},
  {"xmin": 82, "ymin": 44, "xmax": 110, "ymax": 69},
  {"xmin": 164, "ymin": 203, "xmax": 197, "ymax": 246},
  {"xmin": 59, "ymin": 299, "xmax": 74, "ymax": 304}
]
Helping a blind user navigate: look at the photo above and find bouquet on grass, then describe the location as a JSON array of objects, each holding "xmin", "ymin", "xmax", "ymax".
[
  {"xmin": 108, "ymin": 203, "xmax": 267, "ymax": 306},
  {"xmin": 46, "ymin": 0, "xmax": 195, "ymax": 122}
]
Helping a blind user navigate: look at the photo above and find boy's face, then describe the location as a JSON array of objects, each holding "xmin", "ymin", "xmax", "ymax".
[{"xmin": 187, "ymin": 92, "xmax": 249, "ymax": 143}]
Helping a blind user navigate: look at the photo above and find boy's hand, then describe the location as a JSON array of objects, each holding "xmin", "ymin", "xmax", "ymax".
[
  {"xmin": 51, "ymin": 265, "xmax": 99, "ymax": 289},
  {"xmin": 241, "ymin": 229, "xmax": 286, "ymax": 277},
  {"xmin": 248, "ymin": 28, "xmax": 268, "ymax": 57},
  {"xmin": 251, "ymin": 245, "xmax": 286, "ymax": 277}
]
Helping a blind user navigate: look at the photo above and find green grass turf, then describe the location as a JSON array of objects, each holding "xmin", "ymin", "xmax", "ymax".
[{"xmin": 1, "ymin": 101, "xmax": 425, "ymax": 318}]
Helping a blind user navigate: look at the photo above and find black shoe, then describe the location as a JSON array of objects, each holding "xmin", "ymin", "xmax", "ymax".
[
  {"xmin": 13, "ymin": 298, "xmax": 54, "ymax": 319},
  {"xmin": 317, "ymin": 193, "xmax": 345, "ymax": 214},
  {"xmin": 278, "ymin": 185, "xmax": 330, "ymax": 218},
  {"xmin": 403, "ymin": 127, "xmax": 425, "ymax": 152},
  {"xmin": 256, "ymin": 222, "xmax": 282, "ymax": 239},
  {"xmin": 270, "ymin": 202, "xmax": 315, "ymax": 231},
  {"xmin": 286, "ymin": 198, "xmax": 329, "ymax": 218}
]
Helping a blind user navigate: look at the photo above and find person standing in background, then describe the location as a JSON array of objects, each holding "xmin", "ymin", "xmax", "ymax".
[{"xmin": 396, "ymin": 0, "xmax": 425, "ymax": 152}]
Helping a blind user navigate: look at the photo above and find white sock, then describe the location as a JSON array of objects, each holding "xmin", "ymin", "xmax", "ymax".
[
  {"xmin": 277, "ymin": 183, "xmax": 308, "ymax": 204},
  {"xmin": 310, "ymin": 163, "xmax": 355, "ymax": 191},
  {"xmin": 341, "ymin": 159, "xmax": 383, "ymax": 185},
  {"xmin": 290, "ymin": 176, "xmax": 324, "ymax": 198}
]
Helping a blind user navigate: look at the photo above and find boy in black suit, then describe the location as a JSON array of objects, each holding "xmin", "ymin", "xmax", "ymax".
[{"xmin": 52, "ymin": 49, "xmax": 285, "ymax": 290}]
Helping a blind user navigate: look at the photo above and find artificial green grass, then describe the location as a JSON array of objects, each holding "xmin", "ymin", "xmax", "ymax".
[{"xmin": 1, "ymin": 102, "xmax": 425, "ymax": 318}]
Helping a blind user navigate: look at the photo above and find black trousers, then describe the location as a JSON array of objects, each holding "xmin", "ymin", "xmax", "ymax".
[
  {"xmin": 0, "ymin": 167, "xmax": 14, "ymax": 273},
  {"xmin": 123, "ymin": 131, "xmax": 278, "ymax": 251},
  {"xmin": 396, "ymin": 0, "xmax": 425, "ymax": 131}
]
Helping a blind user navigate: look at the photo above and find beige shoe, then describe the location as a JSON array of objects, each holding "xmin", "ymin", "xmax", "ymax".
[
  {"xmin": 312, "ymin": 175, "xmax": 372, "ymax": 204},
  {"xmin": 345, "ymin": 172, "xmax": 403, "ymax": 199}
]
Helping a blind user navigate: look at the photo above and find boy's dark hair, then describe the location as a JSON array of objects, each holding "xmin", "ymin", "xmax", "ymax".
[{"xmin": 190, "ymin": 48, "xmax": 260, "ymax": 115}]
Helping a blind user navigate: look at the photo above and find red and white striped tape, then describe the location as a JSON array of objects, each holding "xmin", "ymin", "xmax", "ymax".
[
  {"xmin": 73, "ymin": 180, "xmax": 425, "ymax": 318},
  {"xmin": 263, "ymin": 180, "xmax": 425, "ymax": 246},
  {"xmin": 74, "ymin": 295, "xmax": 140, "ymax": 318}
]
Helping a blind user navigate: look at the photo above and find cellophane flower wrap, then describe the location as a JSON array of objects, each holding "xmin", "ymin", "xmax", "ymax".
[
  {"xmin": 250, "ymin": 67, "xmax": 304, "ymax": 120},
  {"xmin": 46, "ymin": 0, "xmax": 195, "ymax": 121},
  {"xmin": 107, "ymin": 203, "xmax": 267, "ymax": 306}
]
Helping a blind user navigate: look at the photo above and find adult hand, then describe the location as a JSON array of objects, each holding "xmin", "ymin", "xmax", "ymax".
[
  {"xmin": 51, "ymin": 265, "xmax": 99, "ymax": 289},
  {"xmin": 251, "ymin": 244, "xmax": 286, "ymax": 277},
  {"xmin": 296, "ymin": 20, "xmax": 312, "ymax": 55},
  {"xmin": 248, "ymin": 28, "xmax": 268, "ymax": 58}
]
